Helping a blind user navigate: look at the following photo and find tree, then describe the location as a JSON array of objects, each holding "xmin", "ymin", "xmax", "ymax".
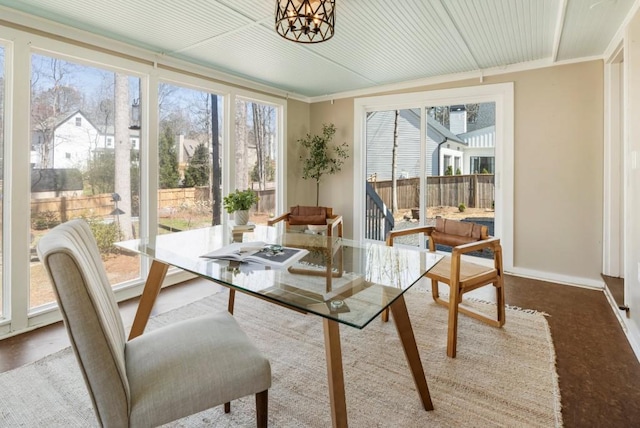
[
  {"xmin": 159, "ymin": 125, "xmax": 180, "ymax": 188},
  {"xmin": 114, "ymin": 73, "xmax": 133, "ymax": 240},
  {"xmin": 183, "ymin": 143, "xmax": 210, "ymax": 187},
  {"xmin": 299, "ymin": 123, "xmax": 349, "ymax": 206},
  {"xmin": 391, "ymin": 110, "xmax": 399, "ymax": 212},
  {"xmin": 30, "ymin": 57, "xmax": 83, "ymax": 168},
  {"xmin": 85, "ymin": 152, "xmax": 115, "ymax": 194}
]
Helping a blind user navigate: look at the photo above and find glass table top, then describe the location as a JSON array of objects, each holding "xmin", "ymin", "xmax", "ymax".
[{"xmin": 117, "ymin": 225, "xmax": 442, "ymax": 329}]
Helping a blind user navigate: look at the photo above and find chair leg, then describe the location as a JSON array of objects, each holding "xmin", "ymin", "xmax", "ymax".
[
  {"xmin": 431, "ymin": 278, "xmax": 440, "ymax": 301},
  {"xmin": 224, "ymin": 402, "xmax": 230, "ymax": 413},
  {"xmin": 446, "ymin": 284, "xmax": 461, "ymax": 358},
  {"xmin": 256, "ymin": 390, "xmax": 268, "ymax": 428},
  {"xmin": 496, "ymin": 278, "xmax": 506, "ymax": 327},
  {"xmin": 381, "ymin": 307, "xmax": 390, "ymax": 322}
]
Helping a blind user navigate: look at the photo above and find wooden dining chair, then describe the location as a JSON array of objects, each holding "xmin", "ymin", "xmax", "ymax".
[
  {"xmin": 385, "ymin": 218, "xmax": 505, "ymax": 358},
  {"xmin": 37, "ymin": 219, "xmax": 271, "ymax": 427},
  {"xmin": 268, "ymin": 205, "xmax": 343, "ymax": 237}
]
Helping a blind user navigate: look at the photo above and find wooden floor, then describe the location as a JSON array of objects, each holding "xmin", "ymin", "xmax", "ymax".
[{"xmin": 1, "ymin": 274, "xmax": 639, "ymax": 427}]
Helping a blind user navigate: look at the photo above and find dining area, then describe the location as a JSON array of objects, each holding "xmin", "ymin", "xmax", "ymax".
[
  {"xmin": 114, "ymin": 223, "xmax": 444, "ymax": 427},
  {"xmin": 0, "ymin": 216, "xmax": 564, "ymax": 427}
]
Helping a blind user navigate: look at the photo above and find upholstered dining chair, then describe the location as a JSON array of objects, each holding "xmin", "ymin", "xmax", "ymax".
[
  {"xmin": 385, "ymin": 218, "xmax": 505, "ymax": 358},
  {"xmin": 36, "ymin": 219, "xmax": 271, "ymax": 427},
  {"xmin": 268, "ymin": 205, "xmax": 343, "ymax": 237}
]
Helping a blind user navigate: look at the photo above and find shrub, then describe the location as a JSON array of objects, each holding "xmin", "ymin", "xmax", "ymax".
[
  {"xmin": 445, "ymin": 165, "xmax": 453, "ymax": 176},
  {"xmin": 458, "ymin": 203, "xmax": 466, "ymax": 212},
  {"xmin": 32, "ymin": 211, "xmax": 60, "ymax": 230},
  {"xmin": 84, "ymin": 217, "xmax": 122, "ymax": 254}
]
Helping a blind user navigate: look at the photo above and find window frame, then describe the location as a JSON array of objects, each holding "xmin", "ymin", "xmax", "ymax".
[{"xmin": 0, "ymin": 25, "xmax": 287, "ymax": 337}]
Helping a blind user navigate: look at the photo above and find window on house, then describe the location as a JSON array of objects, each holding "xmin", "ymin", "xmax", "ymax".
[
  {"xmin": 75, "ymin": 117, "xmax": 81, "ymax": 126},
  {"xmin": 443, "ymin": 155, "xmax": 452, "ymax": 174},
  {"xmin": 29, "ymin": 53, "xmax": 141, "ymax": 311},
  {"xmin": 471, "ymin": 156, "xmax": 495, "ymax": 174},
  {"xmin": 107, "ymin": 137, "xmax": 113, "ymax": 146}
]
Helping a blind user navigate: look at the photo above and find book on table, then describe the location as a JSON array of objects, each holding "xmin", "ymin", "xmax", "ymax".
[
  {"xmin": 201, "ymin": 241, "xmax": 308, "ymax": 269},
  {"xmin": 231, "ymin": 222, "xmax": 255, "ymax": 232}
]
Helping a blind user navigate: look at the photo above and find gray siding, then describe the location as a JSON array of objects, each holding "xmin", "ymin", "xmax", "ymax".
[{"xmin": 366, "ymin": 109, "xmax": 421, "ymax": 181}]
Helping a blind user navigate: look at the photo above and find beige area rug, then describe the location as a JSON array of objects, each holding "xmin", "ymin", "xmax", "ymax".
[{"xmin": 0, "ymin": 288, "xmax": 562, "ymax": 427}]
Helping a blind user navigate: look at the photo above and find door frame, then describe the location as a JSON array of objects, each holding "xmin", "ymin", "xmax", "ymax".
[
  {"xmin": 603, "ymin": 43, "xmax": 625, "ymax": 279},
  {"xmin": 353, "ymin": 82, "xmax": 515, "ymax": 271}
]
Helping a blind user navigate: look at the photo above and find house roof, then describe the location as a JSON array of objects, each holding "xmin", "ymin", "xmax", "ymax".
[
  {"xmin": 0, "ymin": 0, "xmax": 635, "ymax": 98},
  {"xmin": 367, "ymin": 109, "xmax": 466, "ymax": 145}
]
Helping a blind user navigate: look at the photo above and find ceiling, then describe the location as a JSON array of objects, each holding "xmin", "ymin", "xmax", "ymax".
[{"xmin": 0, "ymin": 0, "xmax": 636, "ymax": 99}]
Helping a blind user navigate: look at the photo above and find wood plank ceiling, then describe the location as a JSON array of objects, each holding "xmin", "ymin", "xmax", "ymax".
[{"xmin": 0, "ymin": 0, "xmax": 635, "ymax": 98}]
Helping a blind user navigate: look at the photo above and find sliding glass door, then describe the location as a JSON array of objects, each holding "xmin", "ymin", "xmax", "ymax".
[{"xmin": 355, "ymin": 84, "xmax": 513, "ymax": 268}]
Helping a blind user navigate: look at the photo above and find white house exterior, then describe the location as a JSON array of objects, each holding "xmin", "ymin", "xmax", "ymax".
[
  {"xmin": 366, "ymin": 109, "xmax": 467, "ymax": 181},
  {"xmin": 366, "ymin": 104, "xmax": 496, "ymax": 181},
  {"xmin": 32, "ymin": 110, "xmax": 140, "ymax": 170},
  {"xmin": 50, "ymin": 111, "xmax": 99, "ymax": 169}
]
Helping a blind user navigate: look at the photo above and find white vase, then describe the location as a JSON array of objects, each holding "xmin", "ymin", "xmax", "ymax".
[{"xmin": 234, "ymin": 210, "xmax": 249, "ymax": 226}]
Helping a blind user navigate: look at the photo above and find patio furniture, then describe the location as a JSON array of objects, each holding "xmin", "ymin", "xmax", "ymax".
[{"xmin": 385, "ymin": 218, "xmax": 505, "ymax": 358}]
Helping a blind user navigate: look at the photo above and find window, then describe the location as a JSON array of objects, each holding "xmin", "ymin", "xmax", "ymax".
[
  {"xmin": 471, "ymin": 156, "xmax": 495, "ymax": 174},
  {"xmin": 157, "ymin": 83, "xmax": 223, "ymax": 232},
  {"xmin": 443, "ymin": 155, "xmax": 452, "ymax": 174},
  {"xmin": 75, "ymin": 117, "xmax": 81, "ymax": 126},
  {"xmin": 234, "ymin": 97, "xmax": 279, "ymax": 224},
  {"xmin": 29, "ymin": 53, "xmax": 141, "ymax": 310},
  {"xmin": 0, "ymin": 46, "xmax": 4, "ymax": 319}
]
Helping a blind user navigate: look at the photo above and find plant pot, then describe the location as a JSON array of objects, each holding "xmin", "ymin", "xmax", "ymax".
[{"xmin": 234, "ymin": 210, "xmax": 250, "ymax": 226}]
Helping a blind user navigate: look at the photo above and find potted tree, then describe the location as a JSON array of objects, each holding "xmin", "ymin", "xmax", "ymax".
[
  {"xmin": 298, "ymin": 123, "xmax": 350, "ymax": 206},
  {"xmin": 223, "ymin": 189, "xmax": 259, "ymax": 225}
]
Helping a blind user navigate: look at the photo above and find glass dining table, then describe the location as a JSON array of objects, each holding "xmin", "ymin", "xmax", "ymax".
[{"xmin": 117, "ymin": 225, "xmax": 443, "ymax": 428}]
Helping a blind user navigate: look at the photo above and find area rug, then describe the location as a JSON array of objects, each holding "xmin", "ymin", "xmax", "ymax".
[{"xmin": 0, "ymin": 288, "xmax": 562, "ymax": 427}]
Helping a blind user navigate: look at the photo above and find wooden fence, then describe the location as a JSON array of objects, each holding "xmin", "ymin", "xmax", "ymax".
[
  {"xmin": 368, "ymin": 174, "xmax": 495, "ymax": 210},
  {"xmin": 31, "ymin": 186, "xmax": 276, "ymax": 223}
]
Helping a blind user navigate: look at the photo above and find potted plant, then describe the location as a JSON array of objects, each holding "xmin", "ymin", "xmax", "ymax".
[
  {"xmin": 298, "ymin": 123, "xmax": 349, "ymax": 206},
  {"xmin": 223, "ymin": 189, "xmax": 259, "ymax": 225}
]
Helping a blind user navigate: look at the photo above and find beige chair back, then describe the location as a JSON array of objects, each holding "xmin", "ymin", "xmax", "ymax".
[{"xmin": 37, "ymin": 219, "xmax": 130, "ymax": 426}]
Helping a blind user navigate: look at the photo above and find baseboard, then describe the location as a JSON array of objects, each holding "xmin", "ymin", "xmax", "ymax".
[
  {"xmin": 507, "ymin": 266, "xmax": 605, "ymax": 289},
  {"xmin": 623, "ymin": 317, "xmax": 640, "ymax": 364}
]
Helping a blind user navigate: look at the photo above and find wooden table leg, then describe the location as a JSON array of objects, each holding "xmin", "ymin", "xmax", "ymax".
[
  {"xmin": 228, "ymin": 289, "xmax": 236, "ymax": 314},
  {"xmin": 323, "ymin": 318, "xmax": 348, "ymax": 428},
  {"xmin": 128, "ymin": 260, "xmax": 169, "ymax": 340},
  {"xmin": 389, "ymin": 295, "xmax": 434, "ymax": 411}
]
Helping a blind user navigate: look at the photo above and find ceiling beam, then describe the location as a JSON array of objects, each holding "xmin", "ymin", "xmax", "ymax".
[
  {"xmin": 435, "ymin": 0, "xmax": 480, "ymax": 70},
  {"xmin": 552, "ymin": 0, "xmax": 569, "ymax": 62}
]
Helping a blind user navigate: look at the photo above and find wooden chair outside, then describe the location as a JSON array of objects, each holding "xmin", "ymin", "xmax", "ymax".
[{"xmin": 385, "ymin": 218, "xmax": 505, "ymax": 358}]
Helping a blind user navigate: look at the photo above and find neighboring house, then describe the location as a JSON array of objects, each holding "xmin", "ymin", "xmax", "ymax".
[
  {"xmin": 366, "ymin": 109, "xmax": 466, "ymax": 181},
  {"xmin": 366, "ymin": 104, "xmax": 496, "ymax": 181},
  {"xmin": 176, "ymin": 135, "xmax": 201, "ymax": 180},
  {"xmin": 31, "ymin": 110, "xmax": 140, "ymax": 170}
]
